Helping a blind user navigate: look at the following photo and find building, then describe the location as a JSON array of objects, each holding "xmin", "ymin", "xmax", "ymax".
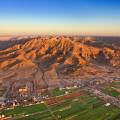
[{"xmin": 19, "ymin": 86, "xmax": 28, "ymax": 96}]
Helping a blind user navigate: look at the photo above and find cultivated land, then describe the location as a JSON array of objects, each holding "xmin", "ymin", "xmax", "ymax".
[
  {"xmin": 101, "ymin": 81, "xmax": 120, "ymax": 98},
  {"xmin": 1, "ymin": 89, "xmax": 120, "ymax": 120}
]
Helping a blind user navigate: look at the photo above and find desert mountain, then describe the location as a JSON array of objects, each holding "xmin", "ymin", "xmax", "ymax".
[{"xmin": 0, "ymin": 36, "xmax": 120, "ymax": 96}]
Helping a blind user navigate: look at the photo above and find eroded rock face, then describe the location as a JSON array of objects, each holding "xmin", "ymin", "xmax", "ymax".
[{"xmin": 0, "ymin": 36, "xmax": 120, "ymax": 96}]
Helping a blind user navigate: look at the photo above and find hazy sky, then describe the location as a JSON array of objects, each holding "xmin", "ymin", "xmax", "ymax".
[{"xmin": 0, "ymin": 0, "xmax": 120, "ymax": 36}]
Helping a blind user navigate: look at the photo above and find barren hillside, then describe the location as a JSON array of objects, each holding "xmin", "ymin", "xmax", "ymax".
[{"xmin": 0, "ymin": 36, "xmax": 120, "ymax": 97}]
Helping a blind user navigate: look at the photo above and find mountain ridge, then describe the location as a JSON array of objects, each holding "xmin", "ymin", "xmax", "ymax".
[{"xmin": 0, "ymin": 36, "xmax": 120, "ymax": 97}]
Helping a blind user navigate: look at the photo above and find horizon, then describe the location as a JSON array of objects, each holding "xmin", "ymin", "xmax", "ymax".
[{"xmin": 0, "ymin": 0, "xmax": 120, "ymax": 36}]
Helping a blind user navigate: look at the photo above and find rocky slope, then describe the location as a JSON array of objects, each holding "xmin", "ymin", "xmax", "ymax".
[{"xmin": 0, "ymin": 36, "xmax": 120, "ymax": 96}]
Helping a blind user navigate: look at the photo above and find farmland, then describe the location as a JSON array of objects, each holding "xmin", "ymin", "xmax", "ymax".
[
  {"xmin": 101, "ymin": 81, "xmax": 120, "ymax": 98},
  {"xmin": 1, "ymin": 89, "xmax": 120, "ymax": 120}
]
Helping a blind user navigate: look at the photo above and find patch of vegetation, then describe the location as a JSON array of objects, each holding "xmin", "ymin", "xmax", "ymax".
[
  {"xmin": 102, "ymin": 83, "xmax": 120, "ymax": 98},
  {"xmin": 2, "ymin": 91, "xmax": 120, "ymax": 120}
]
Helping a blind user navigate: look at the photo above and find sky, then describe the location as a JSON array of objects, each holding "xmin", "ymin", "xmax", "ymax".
[{"xmin": 0, "ymin": 0, "xmax": 120, "ymax": 36}]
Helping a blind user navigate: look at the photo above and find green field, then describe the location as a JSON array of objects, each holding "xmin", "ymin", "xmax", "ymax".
[
  {"xmin": 41, "ymin": 87, "xmax": 79, "ymax": 97},
  {"xmin": 2, "ymin": 91, "xmax": 120, "ymax": 120},
  {"xmin": 102, "ymin": 81, "xmax": 120, "ymax": 98}
]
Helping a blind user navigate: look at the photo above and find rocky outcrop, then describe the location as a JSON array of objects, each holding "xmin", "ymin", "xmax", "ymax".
[{"xmin": 0, "ymin": 36, "xmax": 120, "ymax": 96}]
